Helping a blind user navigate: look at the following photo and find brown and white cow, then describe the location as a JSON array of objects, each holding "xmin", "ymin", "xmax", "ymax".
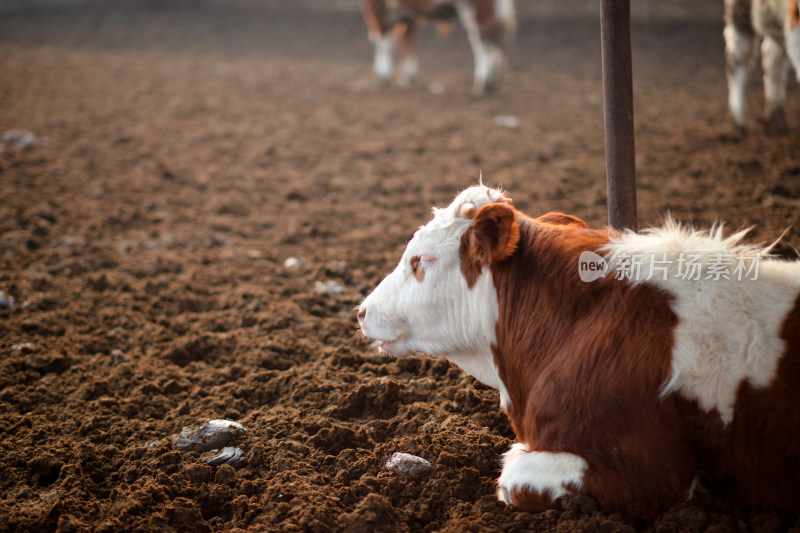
[
  {"xmin": 357, "ymin": 184, "xmax": 800, "ymax": 516},
  {"xmin": 360, "ymin": 0, "xmax": 516, "ymax": 94},
  {"xmin": 725, "ymin": 0, "xmax": 800, "ymax": 129}
]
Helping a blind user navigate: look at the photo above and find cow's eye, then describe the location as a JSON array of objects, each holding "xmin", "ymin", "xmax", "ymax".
[
  {"xmin": 418, "ymin": 254, "xmax": 435, "ymax": 268},
  {"xmin": 410, "ymin": 254, "xmax": 436, "ymax": 281}
]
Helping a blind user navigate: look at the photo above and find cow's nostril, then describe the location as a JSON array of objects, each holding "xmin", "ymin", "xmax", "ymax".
[{"xmin": 357, "ymin": 308, "xmax": 366, "ymax": 323}]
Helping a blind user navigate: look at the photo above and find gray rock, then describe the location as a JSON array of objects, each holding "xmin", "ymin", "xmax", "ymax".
[
  {"xmin": 283, "ymin": 256, "xmax": 302, "ymax": 268},
  {"xmin": 493, "ymin": 115, "xmax": 521, "ymax": 129},
  {"xmin": 385, "ymin": 452, "xmax": 431, "ymax": 475},
  {"xmin": 24, "ymin": 354, "xmax": 69, "ymax": 374},
  {"xmin": 2, "ymin": 130, "xmax": 38, "ymax": 148},
  {"xmin": 314, "ymin": 280, "xmax": 345, "ymax": 294},
  {"xmin": 10, "ymin": 342, "xmax": 35, "ymax": 353},
  {"xmin": 0, "ymin": 291, "xmax": 14, "ymax": 310},
  {"xmin": 205, "ymin": 446, "xmax": 246, "ymax": 469},
  {"xmin": 172, "ymin": 419, "xmax": 245, "ymax": 452}
]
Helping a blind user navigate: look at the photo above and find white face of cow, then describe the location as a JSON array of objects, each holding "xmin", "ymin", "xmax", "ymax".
[{"xmin": 357, "ymin": 185, "xmax": 509, "ymax": 392}]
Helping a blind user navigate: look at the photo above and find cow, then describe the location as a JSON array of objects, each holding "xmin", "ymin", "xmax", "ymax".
[
  {"xmin": 357, "ymin": 184, "xmax": 800, "ymax": 517},
  {"xmin": 725, "ymin": 0, "xmax": 800, "ymax": 129},
  {"xmin": 360, "ymin": 0, "xmax": 516, "ymax": 95}
]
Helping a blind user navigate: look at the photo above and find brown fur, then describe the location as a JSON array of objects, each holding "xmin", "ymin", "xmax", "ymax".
[
  {"xmin": 361, "ymin": 0, "xmax": 456, "ymax": 36},
  {"xmin": 725, "ymin": 0, "xmax": 754, "ymax": 35},
  {"xmin": 460, "ymin": 202, "xmax": 519, "ymax": 288},
  {"xmin": 459, "ymin": 202, "xmax": 800, "ymax": 516},
  {"xmin": 533, "ymin": 211, "xmax": 589, "ymax": 228},
  {"xmin": 791, "ymin": 0, "xmax": 800, "ymax": 28},
  {"xmin": 700, "ymin": 294, "xmax": 800, "ymax": 510},
  {"xmin": 361, "ymin": 0, "xmax": 506, "ymax": 44},
  {"xmin": 410, "ymin": 255, "xmax": 425, "ymax": 282},
  {"xmin": 361, "ymin": 0, "xmax": 390, "ymax": 36}
]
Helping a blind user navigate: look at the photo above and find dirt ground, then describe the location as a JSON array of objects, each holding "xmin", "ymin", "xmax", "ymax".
[{"xmin": 1, "ymin": 4, "xmax": 799, "ymax": 532}]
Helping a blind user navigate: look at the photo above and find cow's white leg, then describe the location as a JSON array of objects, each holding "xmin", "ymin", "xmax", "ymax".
[
  {"xmin": 497, "ymin": 443, "xmax": 588, "ymax": 509},
  {"xmin": 482, "ymin": 42, "xmax": 504, "ymax": 92},
  {"xmin": 373, "ymin": 34, "xmax": 396, "ymax": 86},
  {"xmin": 724, "ymin": 24, "xmax": 755, "ymax": 128},
  {"xmin": 787, "ymin": 4, "xmax": 800, "ymax": 81},
  {"xmin": 398, "ymin": 56, "xmax": 418, "ymax": 88},
  {"xmin": 397, "ymin": 19, "xmax": 421, "ymax": 88},
  {"xmin": 761, "ymin": 36, "xmax": 790, "ymax": 130},
  {"xmin": 455, "ymin": 3, "xmax": 497, "ymax": 95}
]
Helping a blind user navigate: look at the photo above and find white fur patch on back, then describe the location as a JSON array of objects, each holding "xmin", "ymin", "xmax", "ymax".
[
  {"xmin": 497, "ymin": 443, "xmax": 587, "ymax": 504},
  {"xmin": 603, "ymin": 219, "xmax": 800, "ymax": 424}
]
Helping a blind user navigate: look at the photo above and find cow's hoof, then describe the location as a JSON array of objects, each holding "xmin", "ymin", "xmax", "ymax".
[
  {"xmin": 730, "ymin": 121, "xmax": 748, "ymax": 136},
  {"xmin": 471, "ymin": 84, "xmax": 487, "ymax": 97},
  {"xmin": 471, "ymin": 80, "xmax": 499, "ymax": 97},
  {"xmin": 769, "ymin": 114, "xmax": 789, "ymax": 134},
  {"xmin": 760, "ymin": 112, "xmax": 788, "ymax": 134},
  {"xmin": 396, "ymin": 76, "xmax": 415, "ymax": 90}
]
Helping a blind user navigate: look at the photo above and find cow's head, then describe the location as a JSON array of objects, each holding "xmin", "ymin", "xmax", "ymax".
[{"xmin": 357, "ymin": 185, "xmax": 518, "ymax": 391}]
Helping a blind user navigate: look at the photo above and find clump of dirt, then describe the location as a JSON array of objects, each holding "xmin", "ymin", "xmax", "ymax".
[{"xmin": 0, "ymin": 5, "xmax": 798, "ymax": 532}]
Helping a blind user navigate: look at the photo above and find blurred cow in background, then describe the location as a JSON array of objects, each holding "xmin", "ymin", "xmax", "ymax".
[
  {"xmin": 724, "ymin": 0, "xmax": 800, "ymax": 130},
  {"xmin": 361, "ymin": 0, "xmax": 516, "ymax": 95}
]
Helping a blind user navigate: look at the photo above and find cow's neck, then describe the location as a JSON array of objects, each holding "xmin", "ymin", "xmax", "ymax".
[
  {"xmin": 446, "ymin": 266, "xmax": 512, "ymax": 409},
  {"xmin": 488, "ymin": 220, "xmax": 678, "ymax": 444}
]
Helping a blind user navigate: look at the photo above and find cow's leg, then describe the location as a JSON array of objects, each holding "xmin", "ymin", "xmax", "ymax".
[
  {"xmin": 724, "ymin": 25, "xmax": 755, "ymax": 128},
  {"xmin": 723, "ymin": 0, "xmax": 756, "ymax": 128},
  {"xmin": 397, "ymin": 18, "xmax": 421, "ymax": 88},
  {"xmin": 498, "ymin": 441, "xmax": 697, "ymax": 515},
  {"xmin": 496, "ymin": 443, "xmax": 588, "ymax": 512},
  {"xmin": 373, "ymin": 33, "xmax": 397, "ymax": 86},
  {"xmin": 787, "ymin": 0, "xmax": 800, "ymax": 80},
  {"xmin": 362, "ymin": 0, "xmax": 395, "ymax": 86},
  {"xmin": 761, "ymin": 36, "xmax": 790, "ymax": 131},
  {"xmin": 475, "ymin": 0, "xmax": 509, "ymax": 92},
  {"xmin": 455, "ymin": 1, "xmax": 503, "ymax": 95}
]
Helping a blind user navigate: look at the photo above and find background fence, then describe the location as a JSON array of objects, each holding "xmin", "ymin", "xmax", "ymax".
[{"xmin": 0, "ymin": 0, "xmax": 723, "ymax": 21}]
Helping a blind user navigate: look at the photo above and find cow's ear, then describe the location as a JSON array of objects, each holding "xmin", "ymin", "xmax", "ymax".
[
  {"xmin": 461, "ymin": 202, "xmax": 519, "ymax": 279},
  {"xmin": 535, "ymin": 211, "xmax": 588, "ymax": 228}
]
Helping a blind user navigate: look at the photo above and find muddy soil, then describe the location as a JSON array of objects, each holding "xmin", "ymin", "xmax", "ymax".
[{"xmin": 1, "ymin": 5, "xmax": 799, "ymax": 532}]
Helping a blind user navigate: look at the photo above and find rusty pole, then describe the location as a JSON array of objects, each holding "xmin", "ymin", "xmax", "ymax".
[{"xmin": 600, "ymin": 0, "xmax": 638, "ymax": 231}]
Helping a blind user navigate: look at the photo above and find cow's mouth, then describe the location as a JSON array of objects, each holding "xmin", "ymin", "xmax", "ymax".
[
  {"xmin": 372, "ymin": 338, "xmax": 402, "ymax": 356},
  {"xmin": 374, "ymin": 339, "xmax": 395, "ymax": 352}
]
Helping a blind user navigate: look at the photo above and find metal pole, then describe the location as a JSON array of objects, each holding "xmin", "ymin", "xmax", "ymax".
[{"xmin": 600, "ymin": 0, "xmax": 638, "ymax": 231}]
